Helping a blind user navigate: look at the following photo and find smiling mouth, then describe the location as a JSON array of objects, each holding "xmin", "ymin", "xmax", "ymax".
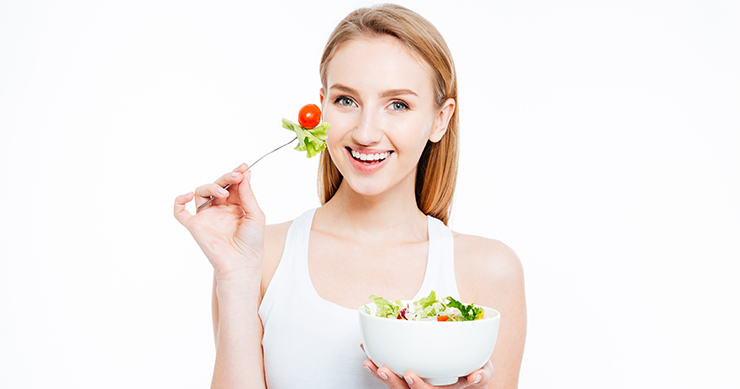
[{"xmin": 347, "ymin": 147, "xmax": 393, "ymax": 164}]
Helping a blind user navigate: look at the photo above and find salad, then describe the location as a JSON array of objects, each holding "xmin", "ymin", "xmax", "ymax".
[
  {"xmin": 367, "ymin": 291, "xmax": 485, "ymax": 322},
  {"xmin": 282, "ymin": 103, "xmax": 330, "ymax": 158}
]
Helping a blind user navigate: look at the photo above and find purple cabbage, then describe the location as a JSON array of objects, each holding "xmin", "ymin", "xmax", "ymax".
[{"xmin": 397, "ymin": 306, "xmax": 409, "ymax": 320}]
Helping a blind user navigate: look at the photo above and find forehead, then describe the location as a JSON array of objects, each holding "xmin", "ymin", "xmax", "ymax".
[{"xmin": 325, "ymin": 34, "xmax": 435, "ymax": 96}]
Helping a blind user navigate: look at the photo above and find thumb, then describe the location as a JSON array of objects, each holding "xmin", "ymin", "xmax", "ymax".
[
  {"xmin": 238, "ymin": 169, "xmax": 265, "ymax": 225},
  {"xmin": 174, "ymin": 192, "xmax": 194, "ymax": 226}
]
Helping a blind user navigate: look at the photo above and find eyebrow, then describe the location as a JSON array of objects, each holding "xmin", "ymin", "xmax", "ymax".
[
  {"xmin": 329, "ymin": 83, "xmax": 418, "ymax": 98},
  {"xmin": 380, "ymin": 88, "xmax": 418, "ymax": 98}
]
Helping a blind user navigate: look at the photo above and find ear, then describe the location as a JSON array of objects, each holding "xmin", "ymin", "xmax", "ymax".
[
  {"xmin": 429, "ymin": 98, "xmax": 456, "ymax": 143},
  {"xmin": 319, "ymin": 87, "xmax": 325, "ymax": 105}
]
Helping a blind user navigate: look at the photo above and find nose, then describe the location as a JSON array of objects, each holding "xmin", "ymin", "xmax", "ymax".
[{"xmin": 351, "ymin": 108, "xmax": 382, "ymax": 146}]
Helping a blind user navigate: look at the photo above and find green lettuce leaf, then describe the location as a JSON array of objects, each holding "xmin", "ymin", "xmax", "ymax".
[
  {"xmin": 416, "ymin": 290, "xmax": 438, "ymax": 310},
  {"xmin": 445, "ymin": 296, "xmax": 484, "ymax": 321},
  {"xmin": 368, "ymin": 294, "xmax": 402, "ymax": 318},
  {"xmin": 282, "ymin": 118, "xmax": 329, "ymax": 158}
]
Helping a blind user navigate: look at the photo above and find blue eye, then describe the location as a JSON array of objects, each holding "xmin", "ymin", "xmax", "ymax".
[
  {"xmin": 390, "ymin": 101, "xmax": 409, "ymax": 111},
  {"xmin": 334, "ymin": 96, "xmax": 356, "ymax": 107}
]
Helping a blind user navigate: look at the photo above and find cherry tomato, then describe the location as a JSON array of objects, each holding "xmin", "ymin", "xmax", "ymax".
[{"xmin": 298, "ymin": 104, "xmax": 321, "ymax": 129}]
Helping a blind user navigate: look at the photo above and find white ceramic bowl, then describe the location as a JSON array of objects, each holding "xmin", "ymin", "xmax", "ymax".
[{"xmin": 358, "ymin": 301, "xmax": 500, "ymax": 386}]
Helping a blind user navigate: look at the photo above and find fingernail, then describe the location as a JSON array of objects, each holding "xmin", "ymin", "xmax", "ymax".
[
  {"xmin": 181, "ymin": 191, "xmax": 192, "ymax": 197},
  {"xmin": 233, "ymin": 164, "xmax": 243, "ymax": 171},
  {"xmin": 378, "ymin": 371, "xmax": 388, "ymax": 380},
  {"xmin": 218, "ymin": 187, "xmax": 228, "ymax": 195},
  {"xmin": 364, "ymin": 365, "xmax": 372, "ymax": 374},
  {"xmin": 231, "ymin": 172, "xmax": 239, "ymax": 177},
  {"xmin": 404, "ymin": 376, "xmax": 414, "ymax": 385},
  {"xmin": 247, "ymin": 170, "xmax": 252, "ymax": 183},
  {"xmin": 474, "ymin": 374, "xmax": 482, "ymax": 384}
]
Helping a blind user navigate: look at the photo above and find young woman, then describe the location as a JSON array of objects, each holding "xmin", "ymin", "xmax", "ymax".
[{"xmin": 174, "ymin": 4, "xmax": 526, "ymax": 388}]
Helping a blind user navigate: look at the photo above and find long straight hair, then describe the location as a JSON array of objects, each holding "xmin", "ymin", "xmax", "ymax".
[{"xmin": 318, "ymin": 4, "xmax": 459, "ymax": 225}]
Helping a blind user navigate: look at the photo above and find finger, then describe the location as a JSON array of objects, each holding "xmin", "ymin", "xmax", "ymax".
[
  {"xmin": 375, "ymin": 366, "xmax": 409, "ymax": 388},
  {"xmin": 194, "ymin": 183, "xmax": 231, "ymax": 208},
  {"xmin": 194, "ymin": 165, "xmax": 248, "ymax": 209},
  {"xmin": 362, "ymin": 360, "xmax": 382, "ymax": 381},
  {"xmin": 213, "ymin": 163, "xmax": 248, "ymax": 187},
  {"xmin": 465, "ymin": 364, "xmax": 492, "ymax": 386},
  {"xmin": 237, "ymin": 169, "xmax": 265, "ymax": 224},
  {"xmin": 402, "ymin": 371, "xmax": 462, "ymax": 388},
  {"xmin": 174, "ymin": 192, "xmax": 195, "ymax": 226},
  {"xmin": 363, "ymin": 360, "xmax": 397, "ymax": 388}
]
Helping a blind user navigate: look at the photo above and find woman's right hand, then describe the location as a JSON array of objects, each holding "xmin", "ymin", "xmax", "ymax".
[{"xmin": 174, "ymin": 163, "xmax": 265, "ymax": 282}]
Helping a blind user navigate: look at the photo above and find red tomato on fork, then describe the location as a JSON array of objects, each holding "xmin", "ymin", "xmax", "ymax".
[{"xmin": 298, "ymin": 104, "xmax": 321, "ymax": 129}]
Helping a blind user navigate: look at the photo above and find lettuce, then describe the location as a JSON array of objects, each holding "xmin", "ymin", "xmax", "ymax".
[
  {"xmin": 368, "ymin": 294, "xmax": 402, "ymax": 319},
  {"xmin": 281, "ymin": 118, "xmax": 329, "ymax": 158},
  {"xmin": 445, "ymin": 296, "xmax": 485, "ymax": 321},
  {"xmin": 412, "ymin": 290, "xmax": 444, "ymax": 320}
]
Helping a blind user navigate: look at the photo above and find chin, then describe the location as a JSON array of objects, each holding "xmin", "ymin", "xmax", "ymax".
[{"xmin": 342, "ymin": 178, "xmax": 390, "ymax": 198}]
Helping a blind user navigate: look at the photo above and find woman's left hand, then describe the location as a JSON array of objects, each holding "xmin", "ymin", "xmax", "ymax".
[{"xmin": 363, "ymin": 359, "xmax": 493, "ymax": 388}]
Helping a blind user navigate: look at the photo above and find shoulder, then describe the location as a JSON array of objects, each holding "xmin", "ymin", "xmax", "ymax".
[
  {"xmin": 453, "ymin": 232, "xmax": 524, "ymax": 281},
  {"xmin": 452, "ymin": 232, "xmax": 528, "ymax": 386},
  {"xmin": 264, "ymin": 220, "xmax": 292, "ymax": 251},
  {"xmin": 452, "ymin": 232, "xmax": 525, "ymax": 304},
  {"xmin": 260, "ymin": 220, "xmax": 293, "ymax": 299}
]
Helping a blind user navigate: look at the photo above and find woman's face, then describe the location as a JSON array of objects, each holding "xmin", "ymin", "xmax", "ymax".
[{"xmin": 321, "ymin": 34, "xmax": 455, "ymax": 198}]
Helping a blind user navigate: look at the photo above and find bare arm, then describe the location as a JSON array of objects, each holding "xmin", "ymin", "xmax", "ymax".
[
  {"xmin": 456, "ymin": 235, "xmax": 527, "ymax": 389},
  {"xmin": 212, "ymin": 275, "xmax": 218, "ymax": 344},
  {"xmin": 210, "ymin": 220, "xmax": 290, "ymax": 386},
  {"xmin": 175, "ymin": 164, "xmax": 266, "ymax": 389},
  {"xmin": 211, "ymin": 274, "xmax": 265, "ymax": 388}
]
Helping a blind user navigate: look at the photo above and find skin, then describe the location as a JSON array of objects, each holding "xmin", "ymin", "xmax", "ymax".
[{"xmin": 175, "ymin": 34, "xmax": 526, "ymax": 389}]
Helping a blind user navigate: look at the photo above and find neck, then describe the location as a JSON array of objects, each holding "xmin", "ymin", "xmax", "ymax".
[{"xmin": 317, "ymin": 174, "xmax": 428, "ymax": 243}]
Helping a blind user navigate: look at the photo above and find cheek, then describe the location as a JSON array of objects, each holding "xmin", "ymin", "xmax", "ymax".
[
  {"xmin": 397, "ymin": 116, "xmax": 434, "ymax": 149},
  {"xmin": 323, "ymin": 108, "xmax": 356, "ymax": 138},
  {"xmin": 323, "ymin": 112, "xmax": 349, "ymax": 152},
  {"xmin": 326, "ymin": 129, "xmax": 341, "ymax": 150}
]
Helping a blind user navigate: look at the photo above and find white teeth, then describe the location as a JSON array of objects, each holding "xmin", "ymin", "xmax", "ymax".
[{"xmin": 351, "ymin": 150, "xmax": 390, "ymax": 162}]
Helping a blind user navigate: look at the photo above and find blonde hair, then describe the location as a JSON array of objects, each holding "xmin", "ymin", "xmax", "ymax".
[{"xmin": 318, "ymin": 4, "xmax": 459, "ymax": 225}]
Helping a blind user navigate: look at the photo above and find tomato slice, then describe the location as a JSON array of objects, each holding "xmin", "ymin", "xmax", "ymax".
[{"xmin": 437, "ymin": 315, "xmax": 449, "ymax": 321}]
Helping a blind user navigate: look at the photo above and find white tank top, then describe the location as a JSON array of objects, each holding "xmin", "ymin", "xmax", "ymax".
[{"xmin": 258, "ymin": 208, "xmax": 460, "ymax": 388}]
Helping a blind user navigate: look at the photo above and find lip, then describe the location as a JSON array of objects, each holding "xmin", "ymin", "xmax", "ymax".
[{"xmin": 345, "ymin": 147, "xmax": 393, "ymax": 174}]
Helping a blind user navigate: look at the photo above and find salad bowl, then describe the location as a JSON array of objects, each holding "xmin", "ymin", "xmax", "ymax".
[{"xmin": 358, "ymin": 300, "xmax": 500, "ymax": 385}]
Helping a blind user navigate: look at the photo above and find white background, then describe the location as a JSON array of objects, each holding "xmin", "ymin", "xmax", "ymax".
[{"xmin": 1, "ymin": 0, "xmax": 738, "ymax": 388}]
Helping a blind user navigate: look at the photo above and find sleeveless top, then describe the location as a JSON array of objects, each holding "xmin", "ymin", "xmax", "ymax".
[{"xmin": 258, "ymin": 208, "xmax": 460, "ymax": 388}]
